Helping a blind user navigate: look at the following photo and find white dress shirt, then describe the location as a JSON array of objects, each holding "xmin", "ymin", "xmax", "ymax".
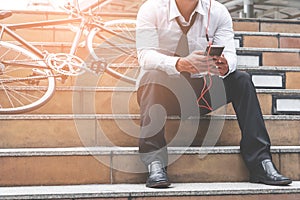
[{"xmin": 136, "ymin": 0, "xmax": 237, "ymax": 85}]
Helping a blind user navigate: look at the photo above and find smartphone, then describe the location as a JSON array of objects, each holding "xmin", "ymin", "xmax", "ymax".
[{"xmin": 204, "ymin": 45, "xmax": 225, "ymax": 56}]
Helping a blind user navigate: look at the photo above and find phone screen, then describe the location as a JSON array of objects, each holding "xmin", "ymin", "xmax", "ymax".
[{"xmin": 205, "ymin": 45, "xmax": 225, "ymax": 56}]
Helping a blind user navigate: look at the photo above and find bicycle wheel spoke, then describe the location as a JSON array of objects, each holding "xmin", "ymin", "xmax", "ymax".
[
  {"xmin": 0, "ymin": 47, "xmax": 11, "ymax": 60},
  {"xmin": 6, "ymin": 86, "xmax": 41, "ymax": 106},
  {"xmin": 1, "ymin": 82, "xmax": 15, "ymax": 108},
  {"xmin": 4, "ymin": 88, "xmax": 25, "ymax": 108},
  {"xmin": 87, "ymin": 19, "xmax": 139, "ymax": 84},
  {"xmin": 0, "ymin": 41, "xmax": 55, "ymax": 113},
  {"xmin": 1, "ymin": 79, "xmax": 48, "ymax": 108}
]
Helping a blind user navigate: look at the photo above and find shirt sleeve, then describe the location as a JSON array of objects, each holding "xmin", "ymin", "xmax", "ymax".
[
  {"xmin": 136, "ymin": 2, "xmax": 180, "ymax": 76},
  {"xmin": 212, "ymin": 5, "xmax": 237, "ymax": 78}
]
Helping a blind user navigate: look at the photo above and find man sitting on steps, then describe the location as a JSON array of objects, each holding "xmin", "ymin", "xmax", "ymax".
[{"xmin": 136, "ymin": 0, "xmax": 292, "ymax": 188}]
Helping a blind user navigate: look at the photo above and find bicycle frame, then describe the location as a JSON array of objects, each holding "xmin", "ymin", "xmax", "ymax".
[
  {"xmin": 0, "ymin": 17, "xmax": 84, "ymax": 61},
  {"xmin": 0, "ymin": 7, "xmax": 138, "ymax": 114},
  {"xmin": 0, "ymin": 14, "xmax": 135, "ymax": 70}
]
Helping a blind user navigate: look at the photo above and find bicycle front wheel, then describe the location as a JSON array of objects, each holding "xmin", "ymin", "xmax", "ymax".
[
  {"xmin": 87, "ymin": 19, "xmax": 139, "ymax": 84},
  {"xmin": 0, "ymin": 41, "xmax": 56, "ymax": 114}
]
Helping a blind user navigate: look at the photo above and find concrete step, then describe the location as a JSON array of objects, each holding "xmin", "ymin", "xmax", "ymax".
[
  {"xmin": 5, "ymin": 41, "xmax": 300, "ymax": 63},
  {"xmin": 235, "ymin": 32, "xmax": 300, "ymax": 49},
  {"xmin": 0, "ymin": 114, "xmax": 299, "ymax": 148},
  {"xmin": 3, "ymin": 13, "xmax": 300, "ymax": 43},
  {"xmin": 233, "ymin": 18, "xmax": 300, "ymax": 33},
  {"xmin": 3, "ymin": 29, "xmax": 300, "ymax": 69},
  {"xmin": 3, "ymin": 43, "xmax": 299, "ymax": 88},
  {"xmin": 1, "ymin": 11, "xmax": 135, "ymax": 43},
  {"xmin": 0, "ymin": 182, "xmax": 299, "ymax": 200},
  {"xmin": 3, "ymin": 11, "xmax": 300, "ymax": 33},
  {"xmin": 3, "ymin": 43, "xmax": 298, "ymax": 90},
  {"xmin": 5, "ymin": 30, "xmax": 300, "ymax": 50},
  {"xmin": 77, "ymin": 65, "xmax": 300, "ymax": 89},
  {"xmin": 0, "ymin": 146, "xmax": 298, "ymax": 186},
  {"xmin": 21, "ymin": 87, "xmax": 300, "ymax": 115},
  {"xmin": 7, "ymin": 43, "xmax": 300, "ymax": 76},
  {"xmin": 2, "ymin": 10, "xmax": 135, "ymax": 24},
  {"xmin": 236, "ymin": 47, "xmax": 300, "ymax": 67},
  {"xmin": 238, "ymin": 66, "xmax": 300, "ymax": 89}
]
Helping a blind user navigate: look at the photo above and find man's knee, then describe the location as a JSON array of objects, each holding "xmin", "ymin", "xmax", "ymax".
[
  {"xmin": 240, "ymin": 71, "xmax": 251, "ymax": 81},
  {"xmin": 140, "ymin": 70, "xmax": 169, "ymax": 86},
  {"xmin": 229, "ymin": 71, "xmax": 253, "ymax": 87},
  {"xmin": 235, "ymin": 71, "xmax": 251, "ymax": 81},
  {"xmin": 137, "ymin": 70, "xmax": 170, "ymax": 105}
]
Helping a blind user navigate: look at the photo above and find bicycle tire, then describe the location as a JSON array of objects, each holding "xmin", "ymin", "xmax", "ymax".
[
  {"xmin": 0, "ymin": 41, "xmax": 56, "ymax": 114},
  {"xmin": 87, "ymin": 19, "xmax": 139, "ymax": 84}
]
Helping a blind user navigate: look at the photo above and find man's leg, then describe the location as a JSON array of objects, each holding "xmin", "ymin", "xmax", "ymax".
[
  {"xmin": 137, "ymin": 70, "xmax": 203, "ymax": 188},
  {"xmin": 137, "ymin": 70, "xmax": 177, "ymax": 188},
  {"xmin": 138, "ymin": 70, "xmax": 232, "ymax": 165},
  {"xmin": 223, "ymin": 71, "xmax": 292, "ymax": 185},
  {"xmin": 138, "ymin": 70, "xmax": 205, "ymax": 165},
  {"xmin": 223, "ymin": 71, "xmax": 271, "ymax": 167},
  {"xmin": 138, "ymin": 70, "xmax": 179, "ymax": 168}
]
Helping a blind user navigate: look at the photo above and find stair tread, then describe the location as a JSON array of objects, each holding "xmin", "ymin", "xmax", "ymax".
[
  {"xmin": 236, "ymin": 47, "xmax": 300, "ymax": 52},
  {"xmin": 232, "ymin": 18, "xmax": 300, "ymax": 23},
  {"xmin": 235, "ymin": 31, "xmax": 300, "ymax": 37},
  {"xmin": 27, "ymin": 85, "xmax": 300, "ymax": 91},
  {"xmin": 0, "ymin": 146, "xmax": 299, "ymax": 157},
  {"xmin": 10, "ymin": 40, "xmax": 300, "ymax": 52},
  {"xmin": 0, "ymin": 114, "xmax": 299, "ymax": 120},
  {"xmin": 16, "ymin": 86, "xmax": 300, "ymax": 92},
  {"xmin": 237, "ymin": 66, "xmax": 300, "ymax": 72},
  {"xmin": 0, "ymin": 182, "xmax": 299, "ymax": 199}
]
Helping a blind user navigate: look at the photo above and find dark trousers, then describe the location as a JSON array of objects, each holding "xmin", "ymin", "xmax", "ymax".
[{"xmin": 137, "ymin": 70, "xmax": 272, "ymax": 171}]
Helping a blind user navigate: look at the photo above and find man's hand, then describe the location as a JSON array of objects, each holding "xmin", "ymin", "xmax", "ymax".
[
  {"xmin": 176, "ymin": 51, "xmax": 229, "ymax": 76},
  {"xmin": 176, "ymin": 50, "xmax": 215, "ymax": 74},
  {"xmin": 213, "ymin": 54, "xmax": 229, "ymax": 76}
]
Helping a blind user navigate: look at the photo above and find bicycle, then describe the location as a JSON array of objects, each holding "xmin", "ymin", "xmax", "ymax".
[{"xmin": 0, "ymin": 2, "xmax": 138, "ymax": 114}]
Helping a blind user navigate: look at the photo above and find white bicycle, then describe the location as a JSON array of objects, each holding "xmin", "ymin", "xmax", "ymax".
[{"xmin": 0, "ymin": 3, "xmax": 138, "ymax": 114}]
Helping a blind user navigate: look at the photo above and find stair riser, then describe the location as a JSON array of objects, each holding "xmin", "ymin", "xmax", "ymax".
[
  {"xmin": 113, "ymin": 153, "xmax": 299, "ymax": 184},
  {"xmin": 236, "ymin": 35, "xmax": 300, "ymax": 49},
  {"xmin": 263, "ymin": 52, "xmax": 299, "ymax": 66},
  {"xmin": 233, "ymin": 20, "xmax": 300, "ymax": 33},
  {"xmin": 2, "ymin": 12, "xmax": 131, "ymax": 43},
  {"xmin": 38, "ymin": 68, "xmax": 300, "ymax": 89},
  {"xmin": 3, "ymin": 42, "xmax": 298, "ymax": 68},
  {"xmin": 0, "ymin": 151, "xmax": 298, "ymax": 186},
  {"xmin": 25, "ymin": 90, "xmax": 299, "ymax": 115},
  {"xmin": 0, "ymin": 118, "xmax": 299, "ymax": 148},
  {"xmin": 237, "ymin": 51, "xmax": 299, "ymax": 67},
  {"xmin": 95, "ymin": 71, "xmax": 300, "ymax": 89},
  {"xmin": 5, "ymin": 30, "xmax": 300, "ymax": 46},
  {"xmin": 0, "ymin": 155, "xmax": 110, "ymax": 186},
  {"xmin": 3, "ymin": 12, "xmax": 300, "ymax": 33},
  {"xmin": 4, "ymin": 34, "xmax": 300, "ymax": 50},
  {"xmin": 3, "ymin": 20, "xmax": 300, "ymax": 44}
]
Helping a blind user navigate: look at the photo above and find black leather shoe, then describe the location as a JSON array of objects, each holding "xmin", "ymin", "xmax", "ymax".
[
  {"xmin": 146, "ymin": 160, "xmax": 170, "ymax": 188},
  {"xmin": 250, "ymin": 159, "xmax": 292, "ymax": 186}
]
